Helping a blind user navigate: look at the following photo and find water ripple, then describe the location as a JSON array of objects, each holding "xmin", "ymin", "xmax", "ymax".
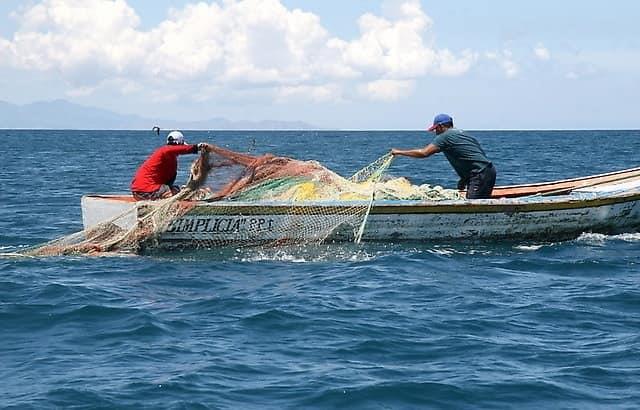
[{"xmin": 3, "ymin": 130, "xmax": 640, "ymax": 408}]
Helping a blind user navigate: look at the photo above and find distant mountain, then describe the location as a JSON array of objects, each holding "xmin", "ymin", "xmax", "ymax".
[{"xmin": 0, "ymin": 99, "xmax": 319, "ymax": 130}]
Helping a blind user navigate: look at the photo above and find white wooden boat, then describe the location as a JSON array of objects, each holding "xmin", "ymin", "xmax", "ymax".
[{"xmin": 82, "ymin": 167, "xmax": 640, "ymax": 249}]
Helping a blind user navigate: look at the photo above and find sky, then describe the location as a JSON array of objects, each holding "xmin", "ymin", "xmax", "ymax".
[{"xmin": 1, "ymin": 0, "xmax": 639, "ymax": 130}]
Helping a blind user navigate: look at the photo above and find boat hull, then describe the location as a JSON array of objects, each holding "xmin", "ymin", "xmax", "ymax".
[{"xmin": 82, "ymin": 190, "xmax": 640, "ymax": 249}]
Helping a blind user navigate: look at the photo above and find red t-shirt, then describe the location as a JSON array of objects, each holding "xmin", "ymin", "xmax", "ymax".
[{"xmin": 131, "ymin": 144, "xmax": 197, "ymax": 193}]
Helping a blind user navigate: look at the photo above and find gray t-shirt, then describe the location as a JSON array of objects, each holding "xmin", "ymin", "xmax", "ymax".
[{"xmin": 431, "ymin": 128, "xmax": 491, "ymax": 179}]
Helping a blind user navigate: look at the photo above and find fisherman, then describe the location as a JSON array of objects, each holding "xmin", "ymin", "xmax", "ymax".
[
  {"xmin": 391, "ymin": 113, "xmax": 496, "ymax": 199},
  {"xmin": 130, "ymin": 130, "xmax": 205, "ymax": 200}
]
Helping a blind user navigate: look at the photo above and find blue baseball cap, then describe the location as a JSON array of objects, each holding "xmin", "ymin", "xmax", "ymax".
[{"xmin": 427, "ymin": 113, "xmax": 453, "ymax": 131}]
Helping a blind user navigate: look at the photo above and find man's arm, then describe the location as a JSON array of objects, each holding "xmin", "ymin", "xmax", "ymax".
[
  {"xmin": 168, "ymin": 144, "xmax": 199, "ymax": 155},
  {"xmin": 391, "ymin": 143, "xmax": 440, "ymax": 158}
]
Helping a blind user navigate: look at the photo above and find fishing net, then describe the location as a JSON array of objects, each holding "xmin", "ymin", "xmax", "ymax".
[{"xmin": 21, "ymin": 144, "xmax": 462, "ymax": 256}]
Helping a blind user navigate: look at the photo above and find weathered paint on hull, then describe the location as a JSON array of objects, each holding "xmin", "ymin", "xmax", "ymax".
[
  {"xmin": 362, "ymin": 200, "xmax": 640, "ymax": 241},
  {"xmin": 153, "ymin": 195, "xmax": 640, "ymax": 248}
]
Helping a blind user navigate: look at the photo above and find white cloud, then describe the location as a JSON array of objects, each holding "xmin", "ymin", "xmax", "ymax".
[
  {"xmin": 534, "ymin": 43, "xmax": 551, "ymax": 60},
  {"xmin": 66, "ymin": 85, "xmax": 98, "ymax": 97},
  {"xmin": 360, "ymin": 79, "xmax": 414, "ymax": 101},
  {"xmin": 342, "ymin": 2, "xmax": 434, "ymax": 78},
  {"xmin": 276, "ymin": 84, "xmax": 343, "ymax": 102},
  {"xmin": 485, "ymin": 50, "xmax": 519, "ymax": 78},
  {"xmin": 502, "ymin": 60, "xmax": 519, "ymax": 78},
  {"xmin": 0, "ymin": 0, "xmax": 477, "ymax": 103},
  {"xmin": 433, "ymin": 49, "xmax": 478, "ymax": 76},
  {"xmin": 9, "ymin": 0, "xmax": 144, "ymax": 73}
]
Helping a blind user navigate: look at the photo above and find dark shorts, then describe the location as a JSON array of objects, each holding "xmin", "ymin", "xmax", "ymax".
[
  {"xmin": 466, "ymin": 163, "xmax": 496, "ymax": 199},
  {"xmin": 132, "ymin": 185, "xmax": 179, "ymax": 201}
]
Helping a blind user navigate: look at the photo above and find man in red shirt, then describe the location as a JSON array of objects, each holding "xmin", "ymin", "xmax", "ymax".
[{"xmin": 131, "ymin": 131, "xmax": 203, "ymax": 200}]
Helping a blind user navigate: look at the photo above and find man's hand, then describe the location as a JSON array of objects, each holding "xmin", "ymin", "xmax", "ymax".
[{"xmin": 197, "ymin": 142, "xmax": 209, "ymax": 151}]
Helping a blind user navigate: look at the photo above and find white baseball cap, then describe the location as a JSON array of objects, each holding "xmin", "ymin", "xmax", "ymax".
[{"xmin": 166, "ymin": 130, "xmax": 185, "ymax": 145}]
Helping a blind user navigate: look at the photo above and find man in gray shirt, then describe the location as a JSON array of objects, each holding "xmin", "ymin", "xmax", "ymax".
[{"xmin": 391, "ymin": 113, "xmax": 497, "ymax": 199}]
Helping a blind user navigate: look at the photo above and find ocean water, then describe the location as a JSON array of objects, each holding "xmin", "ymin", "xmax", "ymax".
[{"xmin": 1, "ymin": 130, "xmax": 640, "ymax": 409}]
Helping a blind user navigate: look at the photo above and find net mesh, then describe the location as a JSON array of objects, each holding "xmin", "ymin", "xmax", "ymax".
[{"xmin": 21, "ymin": 144, "xmax": 462, "ymax": 256}]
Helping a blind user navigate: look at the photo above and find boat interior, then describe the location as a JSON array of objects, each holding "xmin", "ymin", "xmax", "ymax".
[{"xmin": 490, "ymin": 166, "xmax": 640, "ymax": 198}]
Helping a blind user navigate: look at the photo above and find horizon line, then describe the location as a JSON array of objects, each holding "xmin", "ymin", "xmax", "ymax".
[{"xmin": 2, "ymin": 127, "xmax": 640, "ymax": 132}]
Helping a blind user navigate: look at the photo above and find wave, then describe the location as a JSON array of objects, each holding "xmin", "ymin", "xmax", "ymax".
[
  {"xmin": 513, "ymin": 244, "xmax": 548, "ymax": 251},
  {"xmin": 576, "ymin": 232, "xmax": 640, "ymax": 244},
  {"xmin": 234, "ymin": 244, "xmax": 383, "ymax": 263}
]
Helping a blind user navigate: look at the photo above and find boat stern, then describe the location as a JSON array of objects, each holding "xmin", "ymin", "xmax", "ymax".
[{"xmin": 81, "ymin": 194, "xmax": 138, "ymax": 231}]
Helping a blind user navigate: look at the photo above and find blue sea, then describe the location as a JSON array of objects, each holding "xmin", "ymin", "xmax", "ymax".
[{"xmin": 1, "ymin": 130, "xmax": 640, "ymax": 409}]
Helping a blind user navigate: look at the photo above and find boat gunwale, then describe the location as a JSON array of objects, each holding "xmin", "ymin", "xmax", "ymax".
[
  {"xmin": 124, "ymin": 190, "xmax": 640, "ymax": 216},
  {"xmin": 494, "ymin": 165, "xmax": 640, "ymax": 190},
  {"xmin": 491, "ymin": 166, "xmax": 640, "ymax": 197}
]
